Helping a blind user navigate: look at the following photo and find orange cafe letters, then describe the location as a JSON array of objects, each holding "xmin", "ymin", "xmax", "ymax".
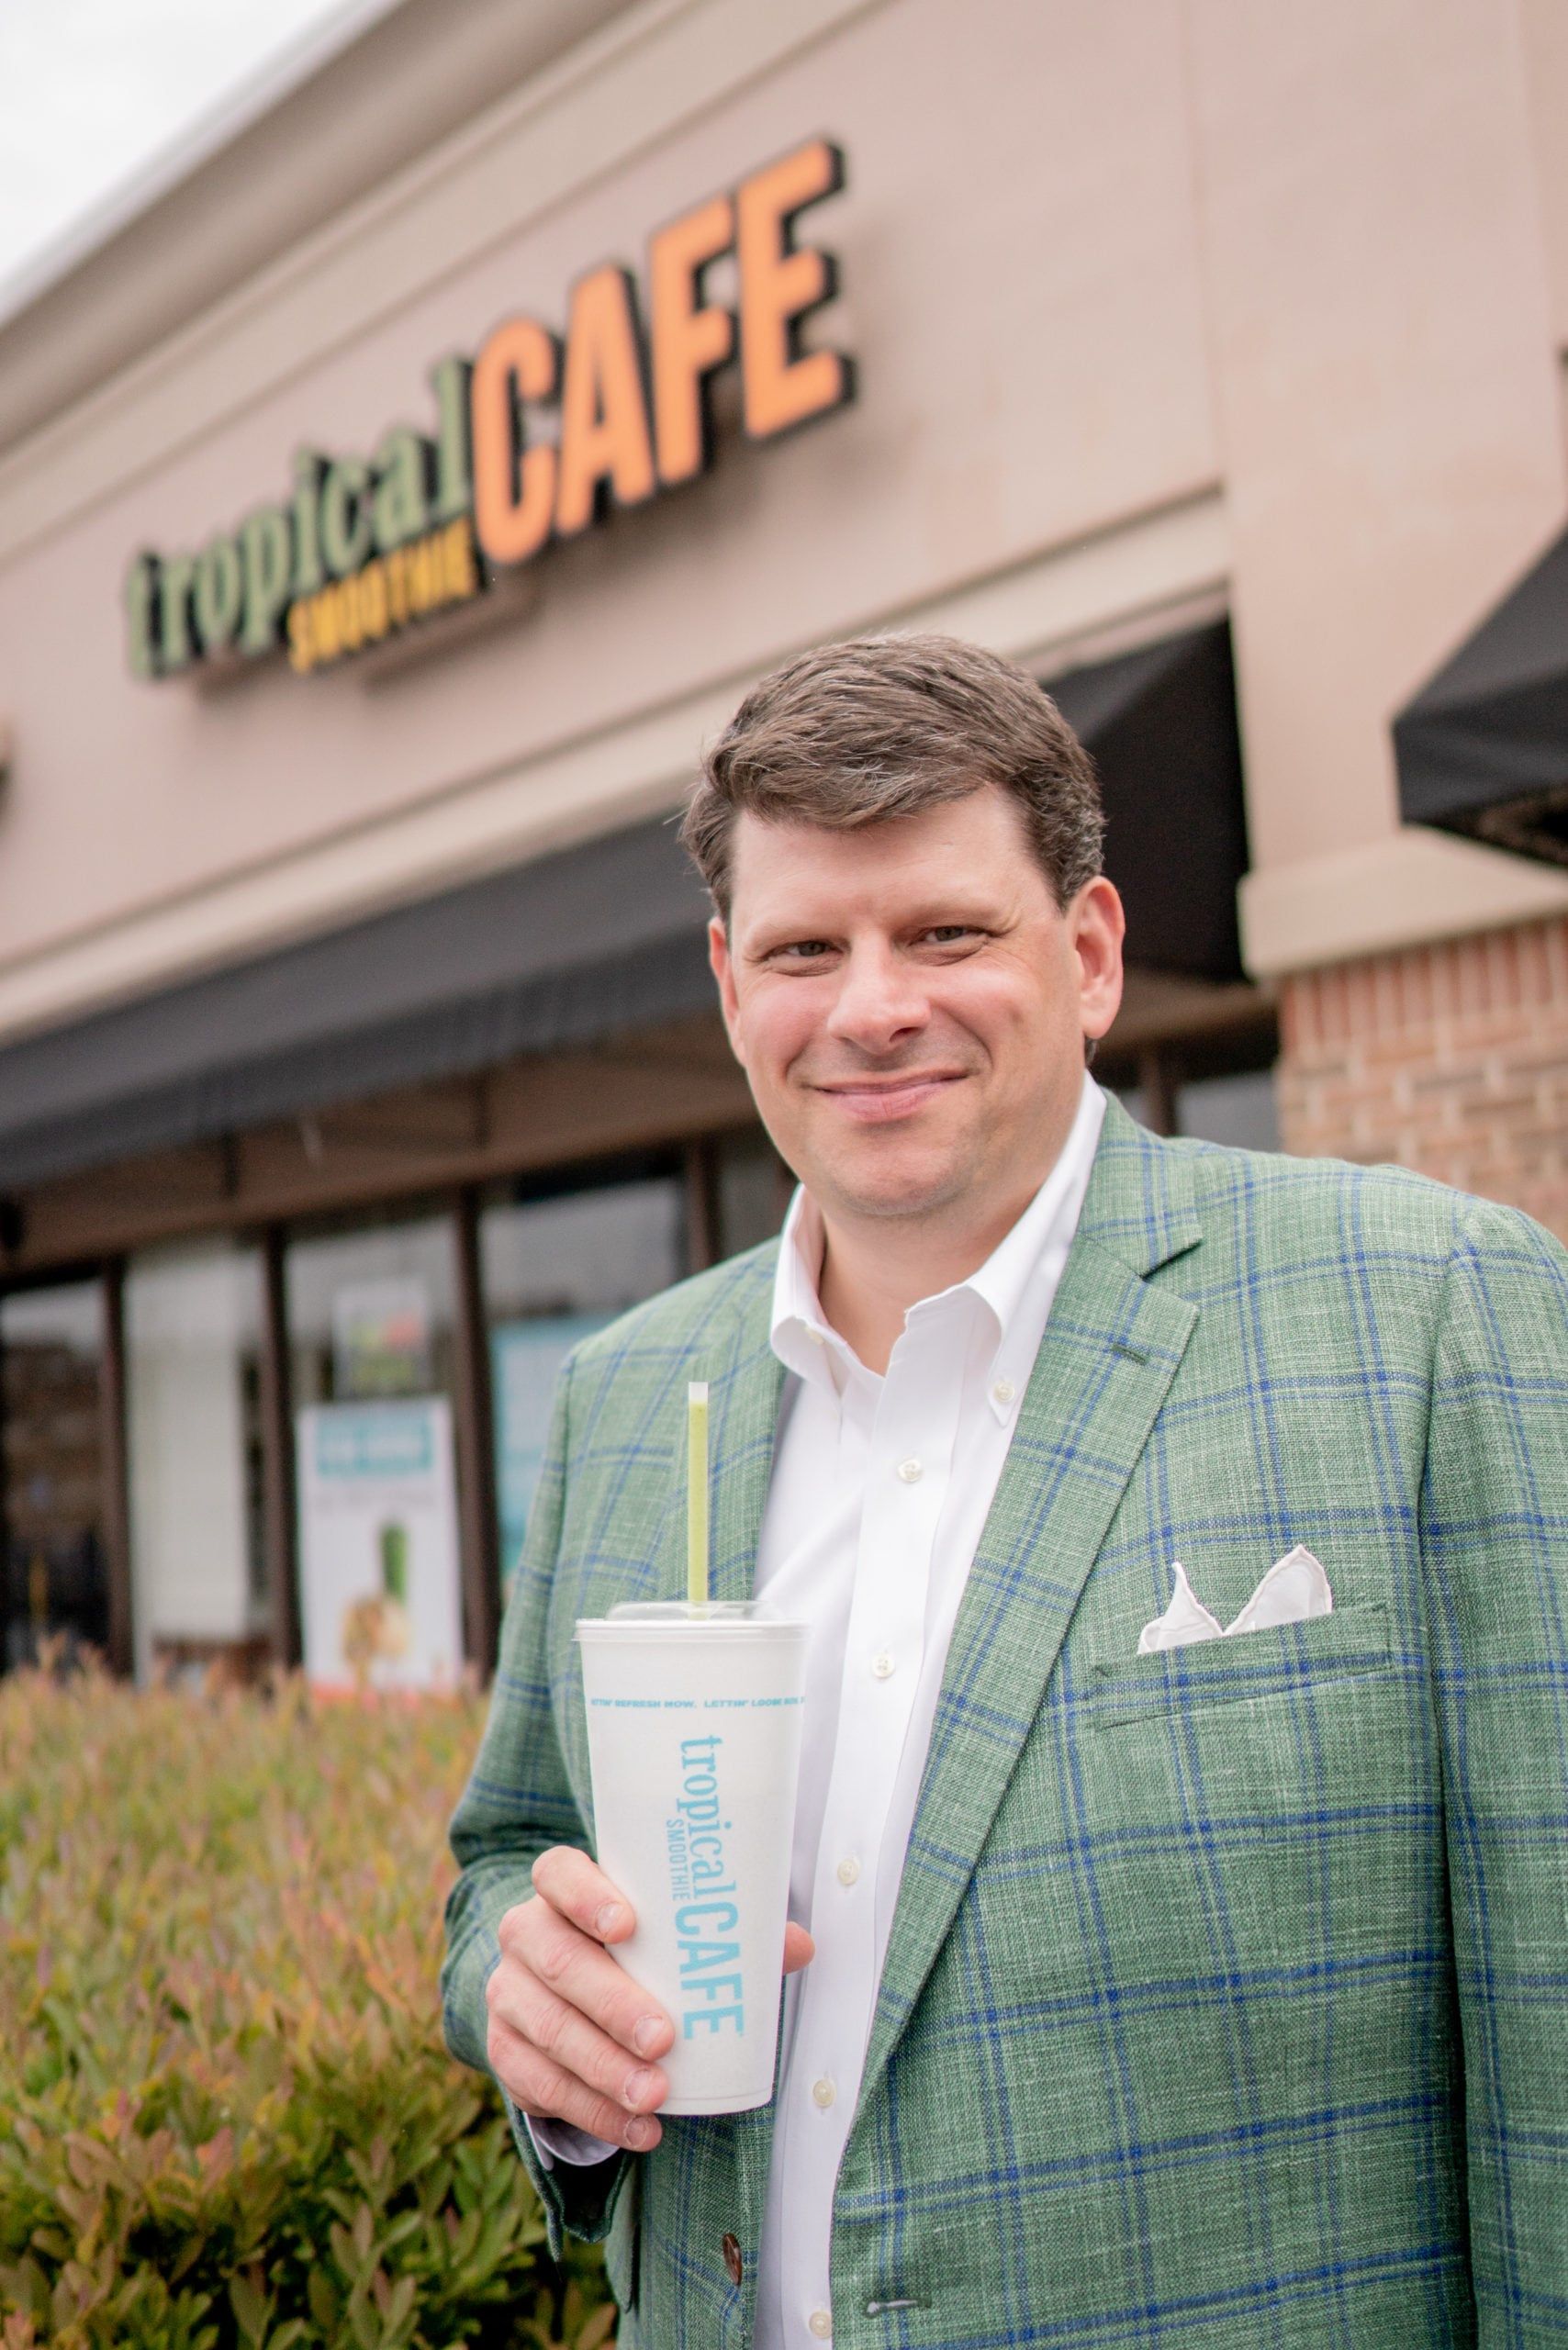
[{"xmin": 124, "ymin": 140, "xmax": 852, "ymax": 682}]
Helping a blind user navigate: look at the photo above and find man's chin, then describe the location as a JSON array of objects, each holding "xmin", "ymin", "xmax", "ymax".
[{"xmin": 812, "ymin": 1149, "xmax": 977, "ymax": 1224}]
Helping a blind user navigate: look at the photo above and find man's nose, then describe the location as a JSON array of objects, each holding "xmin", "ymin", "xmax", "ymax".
[{"xmin": 823, "ymin": 940, "xmax": 930, "ymax": 1052}]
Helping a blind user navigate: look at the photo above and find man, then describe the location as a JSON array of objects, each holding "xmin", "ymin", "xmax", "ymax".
[{"xmin": 442, "ymin": 634, "xmax": 1568, "ymax": 2345}]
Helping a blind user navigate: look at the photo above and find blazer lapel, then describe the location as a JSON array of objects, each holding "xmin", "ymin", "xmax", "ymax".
[
  {"xmin": 857, "ymin": 1107, "xmax": 1203, "ymax": 2106},
  {"xmin": 711, "ymin": 1272, "xmax": 786, "ymax": 1605}
]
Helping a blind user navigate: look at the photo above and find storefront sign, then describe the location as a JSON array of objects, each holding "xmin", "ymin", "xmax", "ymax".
[
  {"xmin": 125, "ymin": 138, "xmax": 851, "ymax": 682},
  {"xmin": 296, "ymin": 1396, "xmax": 463, "ymax": 1690}
]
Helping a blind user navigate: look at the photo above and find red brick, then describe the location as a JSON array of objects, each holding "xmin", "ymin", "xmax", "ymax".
[
  {"xmin": 1277, "ymin": 915, "xmax": 1568, "ymax": 1246},
  {"xmin": 1499, "ymin": 1045, "xmax": 1568, "ymax": 1080}
]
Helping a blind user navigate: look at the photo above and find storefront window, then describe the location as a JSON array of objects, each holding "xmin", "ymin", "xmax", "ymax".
[
  {"xmin": 482, "ymin": 1170, "xmax": 685, "ymax": 1582},
  {"xmin": 125, "ymin": 1239, "xmax": 265, "ymax": 1684},
  {"xmin": 713, "ymin": 1125, "xmax": 791, "ymax": 1259},
  {"xmin": 286, "ymin": 1211, "xmax": 464, "ymax": 1690},
  {"xmin": 1111, "ymin": 1069, "xmax": 1282, "ymax": 1147},
  {"xmin": 1175, "ymin": 1066, "xmax": 1280, "ymax": 1151},
  {"xmin": 1103, "ymin": 1017, "xmax": 1280, "ymax": 1151},
  {"xmin": 0, "ymin": 1281, "xmax": 108, "ymax": 1670}
]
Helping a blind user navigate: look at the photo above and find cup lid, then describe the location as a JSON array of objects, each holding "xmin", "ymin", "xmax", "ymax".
[{"xmin": 574, "ymin": 1599, "xmax": 805, "ymax": 1639}]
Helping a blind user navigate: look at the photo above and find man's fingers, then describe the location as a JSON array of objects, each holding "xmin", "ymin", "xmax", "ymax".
[
  {"xmin": 489, "ymin": 2015, "xmax": 663, "ymax": 2154},
  {"xmin": 531, "ymin": 1844, "xmax": 635, "ymax": 1942},
  {"xmin": 783, "ymin": 1921, "xmax": 815, "ymax": 1975},
  {"xmin": 521, "ymin": 1907, "xmax": 674, "ymax": 2059},
  {"xmin": 491, "ymin": 1967, "xmax": 669, "ymax": 2115}
]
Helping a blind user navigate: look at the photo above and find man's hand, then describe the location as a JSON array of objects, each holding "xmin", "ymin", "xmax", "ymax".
[{"xmin": 487, "ymin": 1845, "xmax": 815, "ymax": 2154}]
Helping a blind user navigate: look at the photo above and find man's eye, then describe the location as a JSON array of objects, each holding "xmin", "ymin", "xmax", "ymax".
[
  {"xmin": 922, "ymin": 925, "xmax": 979, "ymax": 945},
  {"xmin": 775, "ymin": 940, "xmax": 834, "ymax": 962}
]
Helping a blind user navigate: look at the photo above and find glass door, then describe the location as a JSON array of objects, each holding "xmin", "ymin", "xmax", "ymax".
[
  {"xmin": 125, "ymin": 1238, "xmax": 266, "ymax": 1684},
  {"xmin": 0, "ymin": 1281, "xmax": 109, "ymax": 1670},
  {"xmin": 286, "ymin": 1210, "xmax": 463, "ymax": 1690},
  {"xmin": 480, "ymin": 1169, "xmax": 686, "ymax": 1585}
]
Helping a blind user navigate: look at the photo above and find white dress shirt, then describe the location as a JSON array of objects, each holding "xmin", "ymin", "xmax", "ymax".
[{"xmin": 537, "ymin": 1075, "xmax": 1107, "ymax": 2346}]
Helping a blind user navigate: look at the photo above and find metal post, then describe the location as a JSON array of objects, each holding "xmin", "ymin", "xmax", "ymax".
[
  {"xmin": 452, "ymin": 1189, "xmax": 501, "ymax": 1678},
  {"xmin": 1138, "ymin": 1046, "xmax": 1180, "ymax": 1138},
  {"xmin": 258, "ymin": 1227, "xmax": 302, "ymax": 1670},
  {"xmin": 0, "ymin": 1310, "xmax": 11, "ymax": 1676},
  {"xmin": 99, "ymin": 1259, "xmax": 134, "ymax": 1679},
  {"xmin": 685, "ymin": 1137, "xmax": 720, "ymax": 1273}
]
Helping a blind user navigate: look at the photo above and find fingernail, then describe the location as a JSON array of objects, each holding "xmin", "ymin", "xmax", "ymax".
[
  {"xmin": 633, "ymin": 2015, "xmax": 664, "ymax": 2055},
  {"xmin": 626, "ymin": 2117, "xmax": 655, "ymax": 2151},
  {"xmin": 622, "ymin": 2066, "xmax": 653, "ymax": 2108},
  {"xmin": 596, "ymin": 1902, "xmax": 625, "ymax": 1938}
]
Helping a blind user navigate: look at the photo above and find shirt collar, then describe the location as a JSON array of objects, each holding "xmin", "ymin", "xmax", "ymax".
[
  {"xmin": 769, "ymin": 1071, "xmax": 1107, "ymax": 1393},
  {"xmin": 771, "ymin": 1185, "xmax": 844, "ymax": 1390}
]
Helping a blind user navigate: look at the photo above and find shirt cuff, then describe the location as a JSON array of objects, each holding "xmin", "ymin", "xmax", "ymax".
[{"xmin": 525, "ymin": 2109, "xmax": 622, "ymax": 2170}]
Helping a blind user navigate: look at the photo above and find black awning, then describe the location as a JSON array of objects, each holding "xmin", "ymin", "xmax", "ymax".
[
  {"xmin": 0, "ymin": 616, "xmax": 1249, "ymax": 1194},
  {"xmin": 1047, "ymin": 618, "xmax": 1249, "ymax": 983},
  {"xmin": 0, "ymin": 815, "xmax": 716, "ymax": 1190},
  {"xmin": 1394, "ymin": 524, "xmax": 1568, "ymax": 866}
]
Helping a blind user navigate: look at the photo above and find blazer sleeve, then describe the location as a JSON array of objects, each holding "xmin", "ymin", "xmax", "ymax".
[
  {"xmin": 1421, "ymin": 1195, "xmax": 1568, "ymax": 2334},
  {"xmin": 440, "ymin": 1359, "xmax": 631, "ymax": 2254}
]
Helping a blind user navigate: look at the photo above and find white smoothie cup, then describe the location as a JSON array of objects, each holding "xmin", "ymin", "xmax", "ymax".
[{"xmin": 575, "ymin": 1599, "xmax": 808, "ymax": 2115}]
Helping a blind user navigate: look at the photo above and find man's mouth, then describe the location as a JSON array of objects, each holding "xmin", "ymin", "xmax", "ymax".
[{"xmin": 811, "ymin": 1070, "xmax": 968, "ymax": 1124}]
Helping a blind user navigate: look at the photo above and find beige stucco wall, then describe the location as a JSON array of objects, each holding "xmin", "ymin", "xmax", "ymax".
[
  {"xmin": 1206, "ymin": 0, "xmax": 1568, "ymax": 965},
  {"xmin": 1, "ymin": 0, "xmax": 1566, "ymax": 1043}
]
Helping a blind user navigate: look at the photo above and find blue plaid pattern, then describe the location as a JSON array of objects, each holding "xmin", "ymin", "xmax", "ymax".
[{"xmin": 443, "ymin": 1100, "xmax": 1568, "ymax": 2344}]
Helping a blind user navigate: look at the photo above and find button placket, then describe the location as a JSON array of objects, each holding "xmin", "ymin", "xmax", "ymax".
[
  {"xmin": 785, "ymin": 1300, "xmax": 967, "ymax": 2343},
  {"xmin": 757, "ymin": 1125, "xmax": 1105, "ymax": 2340}
]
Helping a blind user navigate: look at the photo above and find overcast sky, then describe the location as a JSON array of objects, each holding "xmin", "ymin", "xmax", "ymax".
[{"xmin": 0, "ymin": 0, "xmax": 396, "ymax": 309}]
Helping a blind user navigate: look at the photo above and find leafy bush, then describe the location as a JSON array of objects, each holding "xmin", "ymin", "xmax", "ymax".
[{"xmin": 0, "ymin": 1660, "xmax": 614, "ymax": 2349}]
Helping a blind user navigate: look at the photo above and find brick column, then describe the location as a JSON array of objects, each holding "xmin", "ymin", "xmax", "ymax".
[{"xmin": 1276, "ymin": 915, "xmax": 1568, "ymax": 1246}]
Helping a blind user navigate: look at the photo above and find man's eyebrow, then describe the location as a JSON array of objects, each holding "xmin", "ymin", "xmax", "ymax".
[
  {"xmin": 894, "ymin": 897, "xmax": 1012, "ymax": 931},
  {"xmin": 742, "ymin": 896, "xmax": 1009, "ymax": 946},
  {"xmin": 738, "ymin": 914, "xmax": 826, "ymax": 946}
]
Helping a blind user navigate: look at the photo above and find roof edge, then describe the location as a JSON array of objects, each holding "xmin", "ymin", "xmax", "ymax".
[{"xmin": 0, "ymin": 0, "xmax": 640, "ymax": 455}]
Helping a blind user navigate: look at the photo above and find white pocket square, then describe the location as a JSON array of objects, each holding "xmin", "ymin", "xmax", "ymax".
[{"xmin": 1137, "ymin": 1544, "xmax": 1333, "ymax": 1654}]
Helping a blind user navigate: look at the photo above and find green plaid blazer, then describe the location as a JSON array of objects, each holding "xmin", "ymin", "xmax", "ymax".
[{"xmin": 443, "ymin": 1100, "xmax": 1568, "ymax": 2345}]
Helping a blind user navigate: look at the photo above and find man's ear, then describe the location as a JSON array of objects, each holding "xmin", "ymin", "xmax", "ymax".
[
  {"xmin": 708, "ymin": 915, "xmax": 748, "ymax": 1068},
  {"xmin": 1071, "ymin": 877, "xmax": 1126, "ymax": 1046}
]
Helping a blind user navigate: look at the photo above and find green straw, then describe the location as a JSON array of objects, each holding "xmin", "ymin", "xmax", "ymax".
[{"xmin": 687, "ymin": 1382, "xmax": 711, "ymax": 1609}]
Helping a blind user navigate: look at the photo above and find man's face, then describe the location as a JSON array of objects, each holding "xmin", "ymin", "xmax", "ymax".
[{"xmin": 709, "ymin": 787, "xmax": 1125, "ymax": 1235}]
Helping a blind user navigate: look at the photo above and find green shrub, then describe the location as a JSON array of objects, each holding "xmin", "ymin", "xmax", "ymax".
[{"xmin": 0, "ymin": 1660, "xmax": 614, "ymax": 2349}]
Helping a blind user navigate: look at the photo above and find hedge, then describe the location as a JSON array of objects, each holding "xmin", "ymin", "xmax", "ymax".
[{"xmin": 0, "ymin": 1659, "xmax": 615, "ymax": 2349}]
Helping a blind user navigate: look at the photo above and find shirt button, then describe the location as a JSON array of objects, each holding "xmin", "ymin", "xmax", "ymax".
[
  {"xmin": 809, "ymin": 2313, "xmax": 833, "ymax": 2341},
  {"xmin": 992, "ymin": 1378, "xmax": 1016, "ymax": 1404},
  {"xmin": 806, "ymin": 1326, "xmax": 825, "ymax": 1347},
  {"xmin": 871, "ymin": 1651, "xmax": 895, "ymax": 1680},
  {"xmin": 836, "ymin": 1856, "xmax": 860, "ymax": 1886},
  {"xmin": 897, "ymin": 1457, "xmax": 924, "ymax": 1483},
  {"xmin": 812, "ymin": 2076, "xmax": 836, "ymax": 2108}
]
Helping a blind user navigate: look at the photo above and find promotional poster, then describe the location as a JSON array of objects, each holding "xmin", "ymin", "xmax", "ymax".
[{"xmin": 297, "ymin": 1396, "xmax": 462, "ymax": 1690}]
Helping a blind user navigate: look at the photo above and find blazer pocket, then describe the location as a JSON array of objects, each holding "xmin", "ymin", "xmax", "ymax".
[
  {"xmin": 1087, "ymin": 1601, "xmax": 1394, "ymax": 1729},
  {"xmin": 1069, "ymin": 1596, "xmax": 1426, "ymax": 2241}
]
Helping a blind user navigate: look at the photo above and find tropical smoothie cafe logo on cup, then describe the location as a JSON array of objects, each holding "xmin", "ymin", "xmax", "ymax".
[
  {"xmin": 123, "ymin": 139, "xmax": 851, "ymax": 683},
  {"xmin": 666, "ymin": 1733, "xmax": 746, "ymax": 2042}
]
